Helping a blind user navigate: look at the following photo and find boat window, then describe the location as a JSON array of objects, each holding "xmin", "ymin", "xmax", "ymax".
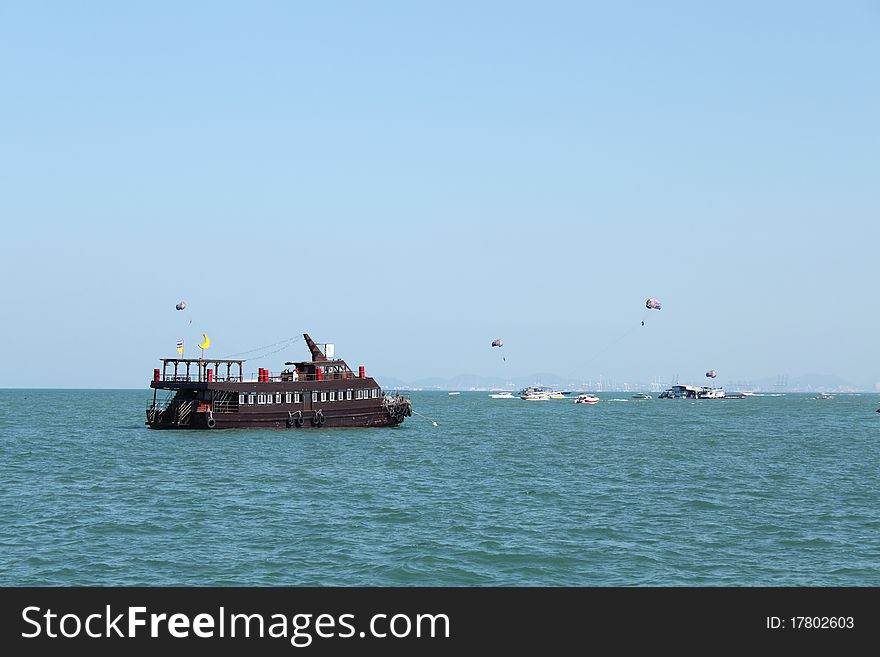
[
  {"xmin": 275, "ymin": 392, "xmax": 282, "ymax": 404},
  {"xmin": 294, "ymin": 392, "xmax": 301, "ymax": 403},
  {"xmin": 285, "ymin": 392, "xmax": 292, "ymax": 404},
  {"xmin": 371, "ymin": 388, "xmax": 378, "ymax": 398},
  {"xmin": 312, "ymin": 392, "xmax": 318, "ymax": 403},
  {"xmin": 238, "ymin": 394, "xmax": 246, "ymax": 405},
  {"xmin": 329, "ymin": 391, "xmax": 336, "ymax": 401},
  {"xmin": 320, "ymin": 392, "xmax": 327, "ymax": 402},
  {"xmin": 346, "ymin": 389, "xmax": 352, "ymax": 400},
  {"xmin": 257, "ymin": 394, "xmax": 266, "ymax": 404},
  {"xmin": 248, "ymin": 394, "xmax": 255, "ymax": 405},
  {"xmin": 267, "ymin": 393, "xmax": 273, "ymax": 404}
]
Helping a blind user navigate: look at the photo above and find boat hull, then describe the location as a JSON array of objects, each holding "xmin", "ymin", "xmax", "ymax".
[{"xmin": 147, "ymin": 409, "xmax": 404, "ymax": 430}]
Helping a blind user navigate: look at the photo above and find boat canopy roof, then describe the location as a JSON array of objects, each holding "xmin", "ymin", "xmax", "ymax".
[{"xmin": 160, "ymin": 357, "xmax": 244, "ymax": 365}]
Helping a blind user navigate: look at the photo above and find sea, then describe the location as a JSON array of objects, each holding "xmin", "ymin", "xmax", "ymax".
[{"xmin": 1, "ymin": 390, "xmax": 878, "ymax": 586}]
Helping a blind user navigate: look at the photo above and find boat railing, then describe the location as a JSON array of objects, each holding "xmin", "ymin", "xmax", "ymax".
[
  {"xmin": 146, "ymin": 395, "xmax": 194, "ymax": 425},
  {"xmin": 148, "ymin": 393, "xmax": 176, "ymax": 413},
  {"xmin": 245, "ymin": 371, "xmax": 363, "ymax": 383},
  {"xmin": 158, "ymin": 374, "xmax": 245, "ymax": 383},
  {"xmin": 212, "ymin": 390, "xmax": 239, "ymax": 413},
  {"xmin": 148, "ymin": 392, "xmax": 239, "ymax": 416}
]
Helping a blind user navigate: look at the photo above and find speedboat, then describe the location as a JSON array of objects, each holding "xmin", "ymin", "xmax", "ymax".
[
  {"xmin": 518, "ymin": 386, "xmax": 563, "ymax": 400},
  {"xmin": 697, "ymin": 387, "xmax": 725, "ymax": 399},
  {"xmin": 815, "ymin": 393, "xmax": 833, "ymax": 400},
  {"xmin": 574, "ymin": 394, "xmax": 599, "ymax": 404},
  {"xmin": 631, "ymin": 393, "xmax": 651, "ymax": 400},
  {"xmin": 488, "ymin": 392, "xmax": 515, "ymax": 399}
]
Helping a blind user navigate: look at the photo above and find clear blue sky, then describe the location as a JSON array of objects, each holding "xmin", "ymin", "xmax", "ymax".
[{"xmin": 1, "ymin": 1, "xmax": 877, "ymax": 388}]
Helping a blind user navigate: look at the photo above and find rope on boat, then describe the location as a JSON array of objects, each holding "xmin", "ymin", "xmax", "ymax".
[
  {"xmin": 412, "ymin": 410, "xmax": 439, "ymax": 426},
  {"xmin": 219, "ymin": 336, "xmax": 302, "ymax": 360},
  {"xmin": 578, "ymin": 322, "xmax": 642, "ymax": 371}
]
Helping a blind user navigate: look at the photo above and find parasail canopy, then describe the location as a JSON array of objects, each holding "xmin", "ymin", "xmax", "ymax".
[
  {"xmin": 706, "ymin": 370, "xmax": 717, "ymax": 378},
  {"xmin": 645, "ymin": 298, "xmax": 662, "ymax": 310},
  {"xmin": 491, "ymin": 339, "xmax": 504, "ymax": 348},
  {"xmin": 175, "ymin": 301, "xmax": 187, "ymax": 311}
]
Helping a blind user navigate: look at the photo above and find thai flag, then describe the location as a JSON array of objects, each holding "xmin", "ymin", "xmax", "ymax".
[{"xmin": 176, "ymin": 339, "xmax": 184, "ymax": 354}]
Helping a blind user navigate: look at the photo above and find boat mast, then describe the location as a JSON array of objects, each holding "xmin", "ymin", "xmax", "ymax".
[{"xmin": 303, "ymin": 333, "xmax": 327, "ymax": 362}]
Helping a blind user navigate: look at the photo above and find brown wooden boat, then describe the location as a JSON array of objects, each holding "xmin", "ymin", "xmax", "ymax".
[{"xmin": 146, "ymin": 333, "xmax": 412, "ymax": 430}]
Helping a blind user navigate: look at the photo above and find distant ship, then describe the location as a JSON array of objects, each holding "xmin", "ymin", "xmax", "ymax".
[
  {"xmin": 146, "ymin": 333, "xmax": 412, "ymax": 429},
  {"xmin": 658, "ymin": 385, "xmax": 726, "ymax": 399}
]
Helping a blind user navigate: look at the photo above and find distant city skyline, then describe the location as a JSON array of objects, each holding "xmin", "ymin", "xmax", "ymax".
[
  {"xmin": 0, "ymin": 2, "xmax": 877, "ymax": 389},
  {"xmin": 373, "ymin": 371, "xmax": 875, "ymax": 393}
]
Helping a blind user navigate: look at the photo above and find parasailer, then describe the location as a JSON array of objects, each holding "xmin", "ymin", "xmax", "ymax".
[
  {"xmin": 491, "ymin": 338, "xmax": 506, "ymax": 362},
  {"xmin": 175, "ymin": 300, "xmax": 192, "ymax": 324},
  {"xmin": 642, "ymin": 298, "xmax": 662, "ymax": 326},
  {"xmin": 706, "ymin": 370, "xmax": 717, "ymax": 378}
]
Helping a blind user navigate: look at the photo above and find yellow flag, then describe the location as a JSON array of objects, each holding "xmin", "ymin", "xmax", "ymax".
[{"xmin": 198, "ymin": 334, "xmax": 210, "ymax": 350}]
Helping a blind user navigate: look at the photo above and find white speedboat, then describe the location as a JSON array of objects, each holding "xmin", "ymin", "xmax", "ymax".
[
  {"xmin": 574, "ymin": 394, "xmax": 600, "ymax": 404},
  {"xmin": 697, "ymin": 387, "xmax": 725, "ymax": 399},
  {"xmin": 815, "ymin": 393, "xmax": 833, "ymax": 400},
  {"xmin": 488, "ymin": 392, "xmax": 515, "ymax": 399},
  {"xmin": 631, "ymin": 393, "xmax": 652, "ymax": 400},
  {"xmin": 518, "ymin": 386, "xmax": 566, "ymax": 399}
]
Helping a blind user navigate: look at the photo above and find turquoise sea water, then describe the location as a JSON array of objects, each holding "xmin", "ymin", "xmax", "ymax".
[{"xmin": 1, "ymin": 390, "xmax": 878, "ymax": 586}]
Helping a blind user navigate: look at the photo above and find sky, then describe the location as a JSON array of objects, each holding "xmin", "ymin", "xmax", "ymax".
[{"xmin": 0, "ymin": 1, "xmax": 877, "ymax": 388}]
